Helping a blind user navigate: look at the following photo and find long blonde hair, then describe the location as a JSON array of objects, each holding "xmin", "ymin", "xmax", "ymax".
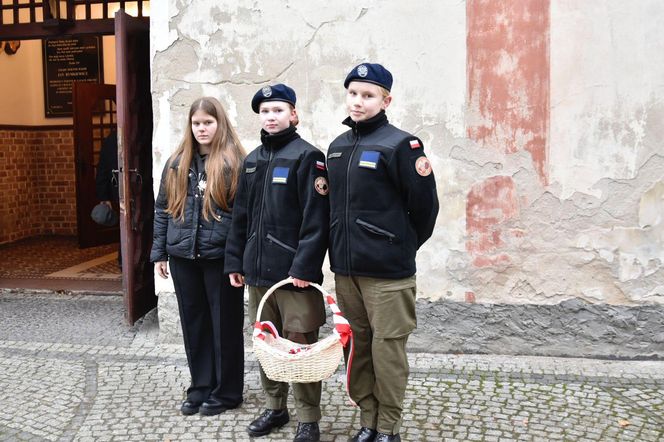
[{"xmin": 165, "ymin": 97, "xmax": 246, "ymax": 221}]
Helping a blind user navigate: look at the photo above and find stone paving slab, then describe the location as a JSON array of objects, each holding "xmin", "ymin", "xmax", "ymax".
[{"xmin": 0, "ymin": 292, "xmax": 663, "ymax": 441}]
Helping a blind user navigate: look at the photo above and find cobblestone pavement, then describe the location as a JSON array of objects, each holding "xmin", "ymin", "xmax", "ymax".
[{"xmin": 1, "ymin": 292, "xmax": 663, "ymax": 442}]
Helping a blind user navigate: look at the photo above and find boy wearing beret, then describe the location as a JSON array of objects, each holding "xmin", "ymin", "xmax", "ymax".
[
  {"xmin": 327, "ymin": 64, "xmax": 439, "ymax": 442},
  {"xmin": 225, "ymin": 84, "xmax": 330, "ymax": 442}
]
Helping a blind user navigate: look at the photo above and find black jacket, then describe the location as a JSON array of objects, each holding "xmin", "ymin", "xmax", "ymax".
[
  {"xmin": 95, "ymin": 131, "xmax": 119, "ymax": 203},
  {"xmin": 225, "ymin": 126, "xmax": 329, "ymax": 287},
  {"xmin": 150, "ymin": 152, "xmax": 233, "ymax": 262},
  {"xmin": 327, "ymin": 111, "xmax": 439, "ymax": 278}
]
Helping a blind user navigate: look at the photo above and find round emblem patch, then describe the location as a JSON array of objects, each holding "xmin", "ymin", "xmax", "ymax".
[
  {"xmin": 415, "ymin": 156, "xmax": 432, "ymax": 177},
  {"xmin": 314, "ymin": 176, "xmax": 329, "ymax": 195},
  {"xmin": 357, "ymin": 65, "xmax": 369, "ymax": 77},
  {"xmin": 262, "ymin": 86, "xmax": 272, "ymax": 97}
]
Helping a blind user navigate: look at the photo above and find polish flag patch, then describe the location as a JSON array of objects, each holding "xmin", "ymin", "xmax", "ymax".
[
  {"xmin": 315, "ymin": 160, "xmax": 326, "ymax": 170},
  {"xmin": 409, "ymin": 139, "xmax": 421, "ymax": 149}
]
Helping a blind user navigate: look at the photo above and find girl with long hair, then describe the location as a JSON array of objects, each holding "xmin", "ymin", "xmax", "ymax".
[{"xmin": 150, "ymin": 97, "xmax": 246, "ymax": 416}]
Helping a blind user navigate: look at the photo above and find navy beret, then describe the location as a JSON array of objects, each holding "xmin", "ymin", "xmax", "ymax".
[
  {"xmin": 251, "ymin": 84, "xmax": 296, "ymax": 113},
  {"xmin": 344, "ymin": 63, "xmax": 393, "ymax": 91}
]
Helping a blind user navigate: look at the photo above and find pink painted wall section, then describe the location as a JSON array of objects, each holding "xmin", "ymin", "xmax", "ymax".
[
  {"xmin": 466, "ymin": 176, "xmax": 519, "ymax": 268},
  {"xmin": 467, "ymin": 0, "xmax": 550, "ymax": 185}
]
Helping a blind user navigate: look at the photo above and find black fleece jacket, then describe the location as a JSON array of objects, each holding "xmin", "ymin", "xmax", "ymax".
[
  {"xmin": 326, "ymin": 111, "xmax": 439, "ymax": 278},
  {"xmin": 224, "ymin": 126, "xmax": 329, "ymax": 287}
]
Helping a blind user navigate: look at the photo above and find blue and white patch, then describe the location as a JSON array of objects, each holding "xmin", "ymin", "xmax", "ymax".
[
  {"xmin": 272, "ymin": 167, "xmax": 289, "ymax": 184},
  {"xmin": 358, "ymin": 150, "xmax": 380, "ymax": 169}
]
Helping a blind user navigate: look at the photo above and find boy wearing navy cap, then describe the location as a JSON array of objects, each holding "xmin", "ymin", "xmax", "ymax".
[
  {"xmin": 226, "ymin": 84, "xmax": 330, "ymax": 442},
  {"xmin": 327, "ymin": 64, "xmax": 439, "ymax": 442}
]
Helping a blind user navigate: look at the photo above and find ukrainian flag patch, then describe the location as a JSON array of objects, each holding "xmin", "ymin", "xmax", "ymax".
[
  {"xmin": 272, "ymin": 167, "xmax": 289, "ymax": 184},
  {"xmin": 358, "ymin": 150, "xmax": 380, "ymax": 169}
]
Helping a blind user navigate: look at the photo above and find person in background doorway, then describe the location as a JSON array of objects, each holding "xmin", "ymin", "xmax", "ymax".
[
  {"xmin": 326, "ymin": 63, "xmax": 439, "ymax": 442},
  {"xmin": 150, "ymin": 97, "xmax": 246, "ymax": 417},
  {"xmin": 94, "ymin": 130, "xmax": 121, "ymax": 267},
  {"xmin": 225, "ymin": 84, "xmax": 330, "ymax": 442},
  {"xmin": 95, "ymin": 130, "xmax": 119, "ymax": 208}
]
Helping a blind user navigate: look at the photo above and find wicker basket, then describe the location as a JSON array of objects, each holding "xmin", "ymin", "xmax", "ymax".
[{"xmin": 252, "ymin": 278, "xmax": 352, "ymax": 383}]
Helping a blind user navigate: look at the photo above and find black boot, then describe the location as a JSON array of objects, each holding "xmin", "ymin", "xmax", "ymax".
[
  {"xmin": 294, "ymin": 422, "xmax": 320, "ymax": 442},
  {"xmin": 247, "ymin": 409, "xmax": 290, "ymax": 437},
  {"xmin": 375, "ymin": 433, "xmax": 401, "ymax": 442},
  {"xmin": 350, "ymin": 427, "xmax": 377, "ymax": 442}
]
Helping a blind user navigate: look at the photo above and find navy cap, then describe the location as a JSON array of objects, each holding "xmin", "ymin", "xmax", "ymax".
[
  {"xmin": 251, "ymin": 84, "xmax": 296, "ymax": 113},
  {"xmin": 344, "ymin": 63, "xmax": 393, "ymax": 91}
]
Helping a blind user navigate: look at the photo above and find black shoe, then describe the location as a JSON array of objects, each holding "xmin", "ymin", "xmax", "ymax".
[
  {"xmin": 350, "ymin": 427, "xmax": 377, "ymax": 442},
  {"xmin": 199, "ymin": 397, "xmax": 242, "ymax": 416},
  {"xmin": 180, "ymin": 400, "xmax": 201, "ymax": 415},
  {"xmin": 247, "ymin": 409, "xmax": 290, "ymax": 437},
  {"xmin": 375, "ymin": 433, "xmax": 400, "ymax": 442},
  {"xmin": 294, "ymin": 422, "xmax": 320, "ymax": 442}
]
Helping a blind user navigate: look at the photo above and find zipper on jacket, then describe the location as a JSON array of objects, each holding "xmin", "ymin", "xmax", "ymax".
[
  {"xmin": 344, "ymin": 130, "xmax": 361, "ymax": 274},
  {"xmin": 190, "ymin": 168, "xmax": 199, "ymax": 259},
  {"xmin": 256, "ymin": 150, "xmax": 274, "ymax": 274}
]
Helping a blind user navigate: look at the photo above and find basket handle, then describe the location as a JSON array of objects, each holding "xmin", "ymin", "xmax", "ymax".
[
  {"xmin": 255, "ymin": 277, "xmax": 329, "ymax": 324},
  {"xmin": 254, "ymin": 277, "xmax": 352, "ymax": 346}
]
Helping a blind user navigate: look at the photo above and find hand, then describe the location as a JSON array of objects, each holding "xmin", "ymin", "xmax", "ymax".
[
  {"xmin": 291, "ymin": 277, "xmax": 310, "ymax": 288},
  {"xmin": 155, "ymin": 261, "xmax": 169, "ymax": 279},
  {"xmin": 229, "ymin": 273, "xmax": 245, "ymax": 287}
]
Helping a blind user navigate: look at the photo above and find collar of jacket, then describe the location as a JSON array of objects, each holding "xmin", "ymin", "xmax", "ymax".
[
  {"xmin": 342, "ymin": 110, "xmax": 389, "ymax": 136},
  {"xmin": 260, "ymin": 125, "xmax": 300, "ymax": 150}
]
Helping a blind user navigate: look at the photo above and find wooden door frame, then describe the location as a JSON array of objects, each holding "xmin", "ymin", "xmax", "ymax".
[
  {"xmin": 0, "ymin": 1, "xmax": 149, "ymax": 40},
  {"xmin": 115, "ymin": 9, "xmax": 155, "ymax": 325}
]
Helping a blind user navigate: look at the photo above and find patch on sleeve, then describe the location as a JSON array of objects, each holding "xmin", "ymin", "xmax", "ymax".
[
  {"xmin": 272, "ymin": 167, "xmax": 289, "ymax": 184},
  {"xmin": 415, "ymin": 156, "xmax": 432, "ymax": 177},
  {"xmin": 314, "ymin": 176, "xmax": 329, "ymax": 195},
  {"xmin": 409, "ymin": 139, "xmax": 421, "ymax": 149},
  {"xmin": 358, "ymin": 150, "xmax": 380, "ymax": 169}
]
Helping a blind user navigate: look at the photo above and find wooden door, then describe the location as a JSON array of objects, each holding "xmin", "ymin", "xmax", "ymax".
[
  {"xmin": 73, "ymin": 83, "xmax": 119, "ymax": 248},
  {"xmin": 115, "ymin": 10, "xmax": 155, "ymax": 324}
]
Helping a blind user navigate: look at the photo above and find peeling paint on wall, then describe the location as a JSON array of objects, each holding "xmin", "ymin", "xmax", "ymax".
[
  {"xmin": 466, "ymin": 176, "xmax": 519, "ymax": 268},
  {"xmin": 550, "ymin": 0, "xmax": 664, "ymax": 199},
  {"xmin": 467, "ymin": 0, "xmax": 550, "ymax": 185}
]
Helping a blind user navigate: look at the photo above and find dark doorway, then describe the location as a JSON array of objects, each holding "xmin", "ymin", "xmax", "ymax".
[{"xmin": 73, "ymin": 82, "xmax": 119, "ymax": 248}]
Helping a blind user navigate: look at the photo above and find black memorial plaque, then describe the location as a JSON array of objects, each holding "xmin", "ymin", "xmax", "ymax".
[{"xmin": 42, "ymin": 36, "xmax": 103, "ymax": 118}]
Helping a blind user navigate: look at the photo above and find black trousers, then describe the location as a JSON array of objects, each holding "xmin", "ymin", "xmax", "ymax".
[{"xmin": 169, "ymin": 256, "xmax": 244, "ymax": 405}]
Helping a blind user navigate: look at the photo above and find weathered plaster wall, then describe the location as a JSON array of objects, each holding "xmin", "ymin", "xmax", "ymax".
[
  {"xmin": 150, "ymin": 0, "xmax": 466, "ymax": 299},
  {"xmin": 151, "ymin": 1, "xmax": 664, "ymax": 355}
]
